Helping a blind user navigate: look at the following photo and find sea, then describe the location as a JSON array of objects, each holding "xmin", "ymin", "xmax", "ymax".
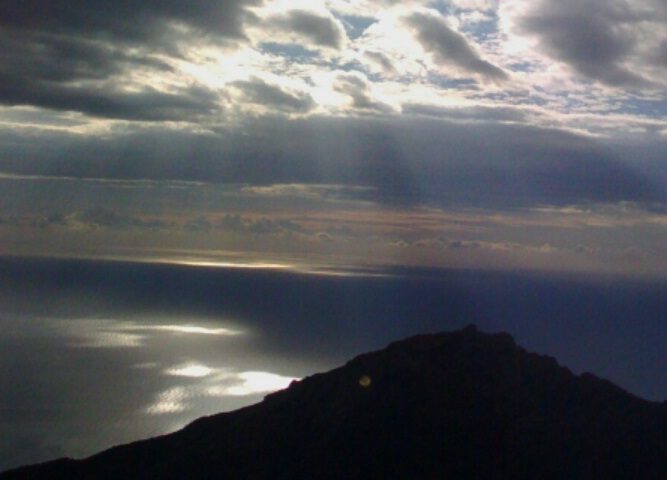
[{"xmin": 1, "ymin": 255, "xmax": 666, "ymax": 471}]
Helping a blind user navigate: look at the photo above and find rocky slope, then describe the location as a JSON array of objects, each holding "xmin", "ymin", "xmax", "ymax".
[{"xmin": 2, "ymin": 325, "xmax": 666, "ymax": 479}]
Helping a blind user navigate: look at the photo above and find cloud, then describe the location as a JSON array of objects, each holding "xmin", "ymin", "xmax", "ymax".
[
  {"xmin": 412, "ymin": 237, "xmax": 483, "ymax": 250},
  {"xmin": 449, "ymin": 0, "xmax": 498, "ymax": 10},
  {"xmin": 0, "ymin": 0, "xmax": 260, "ymax": 44},
  {"xmin": 654, "ymin": 41, "xmax": 667, "ymax": 67},
  {"xmin": 404, "ymin": 11, "xmax": 508, "ymax": 82},
  {"xmin": 184, "ymin": 216, "xmax": 213, "ymax": 233},
  {"xmin": 240, "ymin": 184, "xmax": 376, "ymax": 202},
  {"xmin": 510, "ymin": 0, "xmax": 655, "ymax": 87},
  {"xmin": 75, "ymin": 207, "xmax": 168, "ymax": 229},
  {"xmin": 325, "ymin": 0, "xmax": 426, "ymax": 17},
  {"xmin": 32, "ymin": 212, "xmax": 68, "ymax": 229},
  {"xmin": 0, "ymin": 32, "xmax": 172, "ymax": 84},
  {"xmin": 262, "ymin": 9, "xmax": 347, "ymax": 50},
  {"xmin": 0, "ymin": 80, "xmax": 221, "ymax": 121},
  {"xmin": 334, "ymin": 72, "xmax": 395, "ymax": 112},
  {"xmin": 230, "ymin": 77, "xmax": 315, "ymax": 113},
  {"xmin": 219, "ymin": 214, "xmax": 305, "ymax": 235},
  {"xmin": 363, "ymin": 51, "xmax": 398, "ymax": 75},
  {"xmin": 0, "ymin": 0, "xmax": 258, "ymax": 119},
  {"xmin": 1, "ymin": 115, "xmax": 663, "ymax": 210},
  {"xmin": 402, "ymin": 103, "xmax": 525, "ymax": 122}
]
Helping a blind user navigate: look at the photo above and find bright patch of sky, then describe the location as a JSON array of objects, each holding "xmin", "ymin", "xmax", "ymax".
[{"xmin": 1, "ymin": 0, "xmax": 667, "ymax": 275}]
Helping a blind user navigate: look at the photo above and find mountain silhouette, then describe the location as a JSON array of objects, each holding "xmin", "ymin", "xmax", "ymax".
[{"xmin": 2, "ymin": 325, "xmax": 666, "ymax": 479}]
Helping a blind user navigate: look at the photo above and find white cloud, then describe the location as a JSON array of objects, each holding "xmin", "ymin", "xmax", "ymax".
[
  {"xmin": 457, "ymin": 0, "xmax": 497, "ymax": 9},
  {"xmin": 325, "ymin": 0, "xmax": 428, "ymax": 17}
]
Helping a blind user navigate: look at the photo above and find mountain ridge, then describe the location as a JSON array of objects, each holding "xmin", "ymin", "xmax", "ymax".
[{"xmin": 2, "ymin": 325, "xmax": 666, "ymax": 479}]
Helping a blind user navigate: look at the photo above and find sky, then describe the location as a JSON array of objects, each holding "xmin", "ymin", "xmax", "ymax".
[
  {"xmin": 2, "ymin": 2, "xmax": 667, "ymax": 467},
  {"xmin": 1, "ymin": 0, "xmax": 667, "ymax": 276}
]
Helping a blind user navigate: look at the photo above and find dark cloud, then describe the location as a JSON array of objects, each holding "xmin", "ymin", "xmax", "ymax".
[
  {"xmin": 315, "ymin": 231, "xmax": 334, "ymax": 242},
  {"xmin": 0, "ymin": 0, "xmax": 258, "ymax": 119},
  {"xmin": 654, "ymin": 41, "xmax": 667, "ymax": 67},
  {"xmin": 363, "ymin": 51, "xmax": 397, "ymax": 74},
  {"xmin": 0, "ymin": 0, "xmax": 260, "ymax": 43},
  {"xmin": 334, "ymin": 73, "xmax": 394, "ymax": 112},
  {"xmin": 404, "ymin": 11, "xmax": 508, "ymax": 82},
  {"xmin": 412, "ymin": 238, "xmax": 483, "ymax": 250},
  {"xmin": 0, "ymin": 32, "xmax": 173, "ymax": 84},
  {"xmin": 219, "ymin": 214, "xmax": 305, "ymax": 235},
  {"xmin": 518, "ymin": 0, "xmax": 648, "ymax": 87},
  {"xmin": 184, "ymin": 216, "xmax": 213, "ymax": 232},
  {"xmin": 0, "ymin": 80, "xmax": 220, "ymax": 121},
  {"xmin": 75, "ymin": 207, "xmax": 168, "ymax": 229},
  {"xmin": 32, "ymin": 212, "xmax": 68, "ymax": 229},
  {"xmin": 266, "ymin": 10, "xmax": 347, "ymax": 49},
  {"xmin": 2, "ymin": 115, "xmax": 665, "ymax": 210},
  {"xmin": 402, "ymin": 103, "xmax": 526, "ymax": 122},
  {"xmin": 231, "ymin": 78, "xmax": 315, "ymax": 113}
]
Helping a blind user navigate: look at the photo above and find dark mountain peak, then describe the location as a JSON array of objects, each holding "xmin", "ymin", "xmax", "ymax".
[{"xmin": 3, "ymin": 326, "xmax": 666, "ymax": 479}]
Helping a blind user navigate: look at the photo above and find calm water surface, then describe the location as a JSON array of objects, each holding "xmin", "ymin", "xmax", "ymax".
[{"xmin": 1, "ymin": 257, "xmax": 666, "ymax": 471}]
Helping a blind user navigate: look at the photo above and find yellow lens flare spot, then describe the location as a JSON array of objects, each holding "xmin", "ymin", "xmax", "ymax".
[{"xmin": 359, "ymin": 375, "xmax": 372, "ymax": 388}]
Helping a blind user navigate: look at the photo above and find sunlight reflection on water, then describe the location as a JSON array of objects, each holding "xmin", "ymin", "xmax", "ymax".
[
  {"xmin": 207, "ymin": 371, "xmax": 297, "ymax": 397},
  {"xmin": 56, "ymin": 316, "xmax": 297, "ymax": 398},
  {"xmin": 60, "ymin": 319, "xmax": 242, "ymax": 348},
  {"xmin": 166, "ymin": 363, "xmax": 214, "ymax": 378},
  {"xmin": 54, "ymin": 318, "xmax": 297, "ymax": 424},
  {"xmin": 146, "ymin": 368, "xmax": 296, "ymax": 415},
  {"xmin": 3, "ymin": 257, "xmax": 667, "ymax": 472}
]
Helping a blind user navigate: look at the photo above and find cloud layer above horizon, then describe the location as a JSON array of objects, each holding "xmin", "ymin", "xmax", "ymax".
[{"xmin": 1, "ymin": 0, "xmax": 667, "ymax": 275}]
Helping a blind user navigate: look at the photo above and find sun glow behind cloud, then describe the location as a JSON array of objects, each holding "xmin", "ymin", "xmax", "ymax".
[{"xmin": 0, "ymin": 0, "xmax": 666, "ymax": 277}]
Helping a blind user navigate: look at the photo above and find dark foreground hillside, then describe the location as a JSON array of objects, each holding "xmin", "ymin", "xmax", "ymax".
[{"xmin": 2, "ymin": 325, "xmax": 666, "ymax": 479}]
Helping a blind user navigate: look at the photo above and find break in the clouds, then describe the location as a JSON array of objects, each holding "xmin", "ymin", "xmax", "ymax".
[{"xmin": 1, "ymin": 0, "xmax": 667, "ymax": 275}]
